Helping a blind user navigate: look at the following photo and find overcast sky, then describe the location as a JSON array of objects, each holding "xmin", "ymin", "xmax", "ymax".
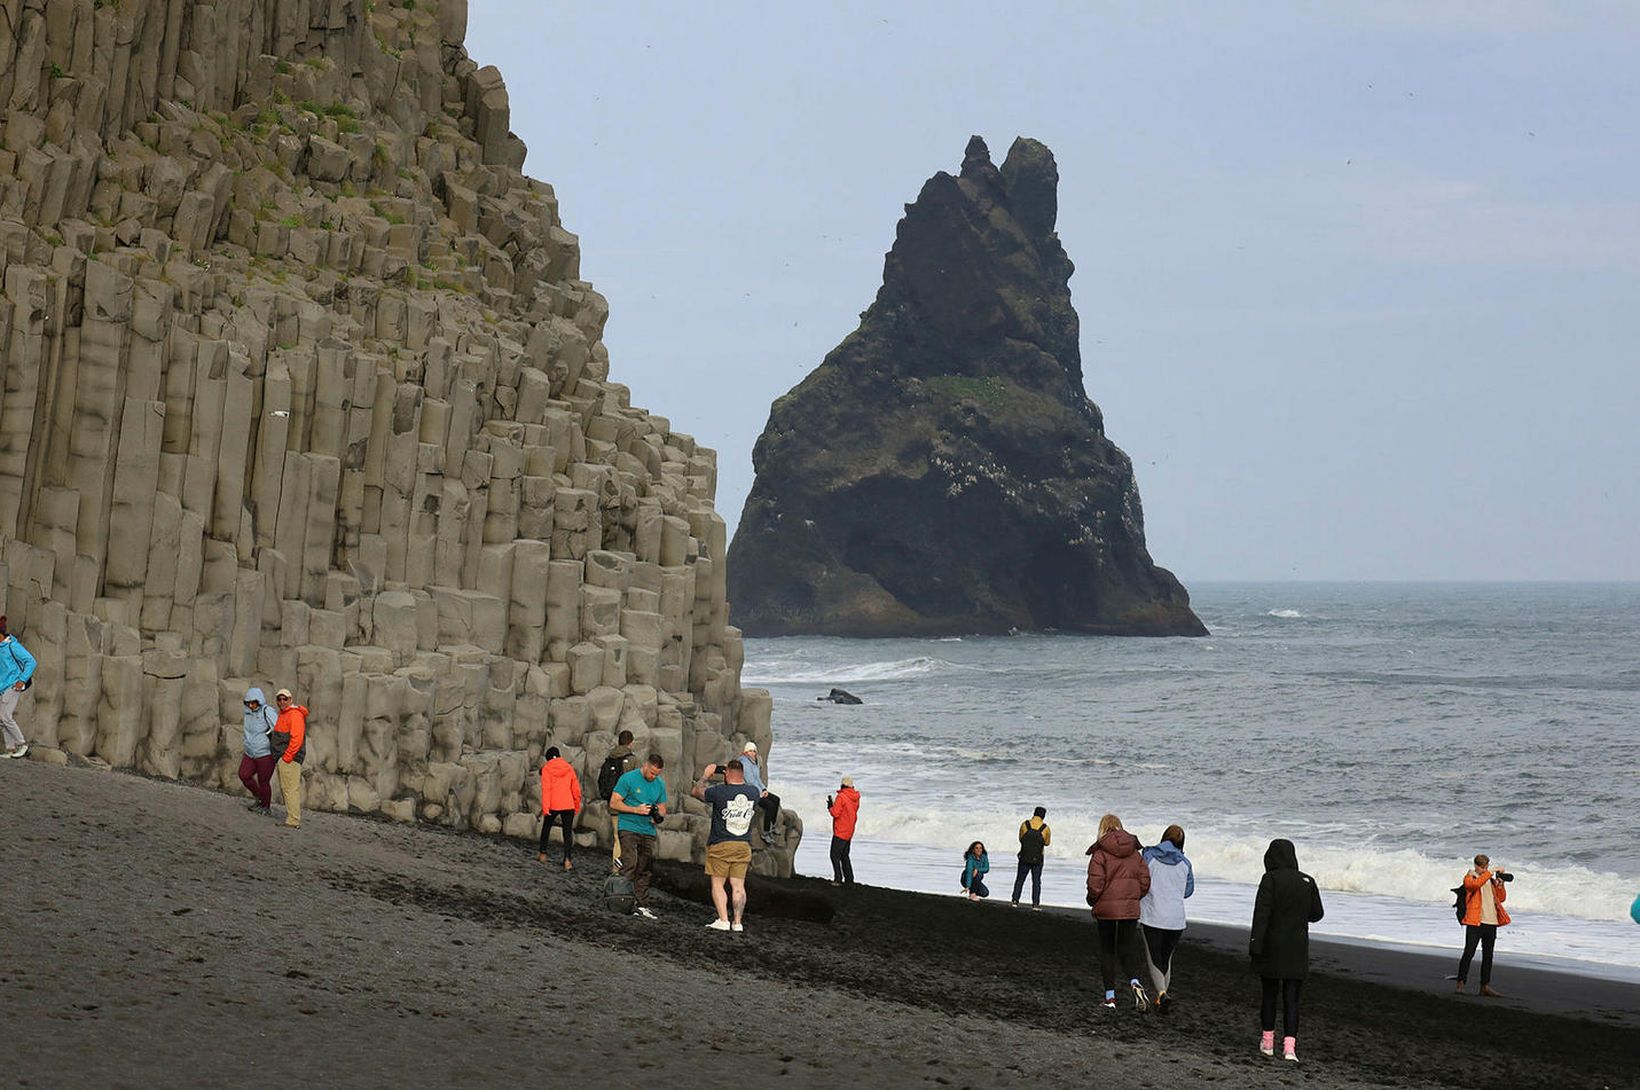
[{"xmin": 468, "ymin": 2, "xmax": 1640, "ymax": 582}]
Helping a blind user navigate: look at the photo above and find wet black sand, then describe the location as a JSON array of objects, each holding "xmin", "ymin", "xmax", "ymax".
[{"xmin": 1, "ymin": 760, "xmax": 1635, "ymax": 1089}]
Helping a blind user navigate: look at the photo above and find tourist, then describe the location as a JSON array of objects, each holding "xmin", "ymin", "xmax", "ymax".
[
  {"xmin": 1086, "ymin": 813, "xmax": 1152, "ymax": 1010},
  {"xmin": 1454, "ymin": 854, "xmax": 1511, "ymax": 997},
  {"xmin": 609, "ymin": 754, "xmax": 668, "ymax": 918},
  {"xmin": 826, "ymin": 776, "xmax": 859, "ymax": 885},
  {"xmin": 271, "ymin": 689, "xmax": 308, "ymax": 829},
  {"xmin": 961, "ymin": 841, "xmax": 991, "ymax": 901},
  {"xmin": 1249, "ymin": 838, "xmax": 1325, "ymax": 1062},
  {"xmin": 0, "ymin": 615, "xmax": 37, "ymax": 759},
  {"xmin": 237, "ymin": 688, "xmax": 278, "ymax": 815},
  {"xmin": 537, "ymin": 746, "xmax": 583, "ymax": 870},
  {"xmin": 1011, "ymin": 805, "xmax": 1051, "ymax": 909},
  {"xmin": 1139, "ymin": 824, "xmax": 1195, "ymax": 1012},
  {"xmin": 736, "ymin": 741, "xmax": 781, "ymax": 844},
  {"xmin": 597, "ymin": 730, "xmax": 640, "ymax": 864},
  {"xmin": 691, "ymin": 759, "xmax": 759, "ymax": 932},
  {"xmin": 1631, "ymin": 891, "xmax": 1640, "ymax": 925}
]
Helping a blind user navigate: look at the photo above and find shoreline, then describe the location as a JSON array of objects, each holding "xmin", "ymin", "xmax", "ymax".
[{"xmin": 4, "ymin": 760, "xmax": 1637, "ymax": 1089}]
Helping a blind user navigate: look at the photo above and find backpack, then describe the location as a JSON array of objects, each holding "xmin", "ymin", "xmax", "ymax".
[
  {"xmin": 602, "ymin": 872, "xmax": 636, "ymax": 915},
  {"xmin": 1451, "ymin": 885, "xmax": 1467, "ymax": 923},
  {"xmin": 597, "ymin": 754, "xmax": 626, "ymax": 800},
  {"xmin": 1019, "ymin": 821, "xmax": 1047, "ymax": 860}
]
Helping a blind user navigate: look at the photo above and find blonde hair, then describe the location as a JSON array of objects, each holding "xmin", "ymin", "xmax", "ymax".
[{"xmin": 1098, "ymin": 813, "xmax": 1123, "ymax": 838}]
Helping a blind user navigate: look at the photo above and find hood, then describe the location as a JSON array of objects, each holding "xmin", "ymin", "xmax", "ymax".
[
  {"xmin": 838, "ymin": 786, "xmax": 860, "ymax": 802},
  {"xmin": 543, "ymin": 757, "xmax": 574, "ymax": 781},
  {"xmin": 1146, "ymin": 841, "xmax": 1186, "ymax": 865},
  {"xmin": 1088, "ymin": 828, "xmax": 1139, "ymax": 858},
  {"xmin": 1264, "ymin": 838, "xmax": 1299, "ymax": 872},
  {"xmin": 243, "ymin": 688, "xmax": 269, "ymax": 723}
]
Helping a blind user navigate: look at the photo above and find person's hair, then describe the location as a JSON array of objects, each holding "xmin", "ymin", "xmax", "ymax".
[
  {"xmin": 1474, "ymin": 853, "xmax": 1490, "ymax": 868},
  {"xmin": 1033, "ymin": 806, "xmax": 1047, "ymax": 819},
  {"xmin": 617, "ymin": 730, "xmax": 634, "ymax": 745},
  {"xmin": 1098, "ymin": 813, "xmax": 1123, "ymax": 838},
  {"xmin": 646, "ymin": 753, "xmax": 664, "ymax": 769},
  {"xmin": 544, "ymin": 746, "xmax": 560, "ymax": 761},
  {"xmin": 726, "ymin": 758, "xmax": 744, "ymax": 772},
  {"xmin": 967, "ymin": 841, "xmax": 985, "ymax": 857},
  {"xmin": 1162, "ymin": 824, "xmax": 1185, "ymax": 851}
]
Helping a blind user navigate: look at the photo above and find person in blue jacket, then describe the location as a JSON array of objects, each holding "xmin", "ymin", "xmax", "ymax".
[
  {"xmin": 1630, "ymin": 892, "xmax": 1639, "ymax": 926},
  {"xmin": 962, "ymin": 841, "xmax": 991, "ymax": 901},
  {"xmin": 0, "ymin": 615, "xmax": 37, "ymax": 759}
]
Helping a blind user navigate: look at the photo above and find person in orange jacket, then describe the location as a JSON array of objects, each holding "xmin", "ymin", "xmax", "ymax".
[
  {"xmin": 1455, "ymin": 854, "xmax": 1511, "ymax": 996},
  {"xmin": 826, "ymin": 776, "xmax": 860, "ymax": 885},
  {"xmin": 537, "ymin": 746, "xmax": 583, "ymax": 870},
  {"xmin": 271, "ymin": 689, "xmax": 308, "ymax": 829}
]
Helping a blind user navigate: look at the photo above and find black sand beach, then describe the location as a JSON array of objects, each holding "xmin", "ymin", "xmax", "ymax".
[{"xmin": 2, "ymin": 761, "xmax": 1635, "ymax": 1089}]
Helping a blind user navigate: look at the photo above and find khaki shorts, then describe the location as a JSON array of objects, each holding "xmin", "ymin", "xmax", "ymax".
[{"xmin": 704, "ymin": 840, "xmax": 752, "ymax": 878}]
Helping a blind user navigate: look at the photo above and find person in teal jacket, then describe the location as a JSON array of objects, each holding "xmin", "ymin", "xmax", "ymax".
[
  {"xmin": 962, "ymin": 841, "xmax": 991, "ymax": 901},
  {"xmin": 0, "ymin": 615, "xmax": 37, "ymax": 759},
  {"xmin": 1630, "ymin": 892, "xmax": 1639, "ymax": 926}
]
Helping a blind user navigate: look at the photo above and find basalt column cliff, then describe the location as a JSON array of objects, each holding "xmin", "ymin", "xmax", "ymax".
[
  {"xmin": 0, "ymin": 0, "xmax": 797, "ymax": 873},
  {"xmin": 729, "ymin": 136, "xmax": 1205, "ymax": 638}
]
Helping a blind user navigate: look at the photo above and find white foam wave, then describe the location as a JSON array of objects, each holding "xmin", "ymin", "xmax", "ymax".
[
  {"xmin": 741, "ymin": 655, "xmax": 955, "ymax": 686},
  {"xmin": 1266, "ymin": 608, "xmax": 1306, "ymax": 619}
]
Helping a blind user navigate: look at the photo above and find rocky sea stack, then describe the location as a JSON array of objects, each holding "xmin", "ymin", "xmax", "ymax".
[
  {"xmin": 0, "ymin": 0, "xmax": 795, "ymax": 873},
  {"xmin": 729, "ymin": 136, "xmax": 1205, "ymax": 638}
]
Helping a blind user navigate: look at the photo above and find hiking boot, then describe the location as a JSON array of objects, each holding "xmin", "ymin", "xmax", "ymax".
[
  {"xmin": 1454, "ymin": 980, "xmax": 1466, "ymax": 994},
  {"xmin": 1479, "ymin": 985, "xmax": 1502, "ymax": 998},
  {"xmin": 1283, "ymin": 1037, "xmax": 1298, "ymax": 1062},
  {"xmin": 634, "ymin": 906, "xmax": 658, "ymax": 920},
  {"xmin": 1259, "ymin": 1031, "xmax": 1275, "ymax": 1057},
  {"xmin": 536, "ymin": 852, "xmax": 547, "ymax": 863},
  {"xmin": 1130, "ymin": 980, "xmax": 1150, "ymax": 1010},
  {"xmin": 705, "ymin": 918, "xmax": 733, "ymax": 931},
  {"xmin": 562, "ymin": 860, "xmax": 574, "ymax": 871}
]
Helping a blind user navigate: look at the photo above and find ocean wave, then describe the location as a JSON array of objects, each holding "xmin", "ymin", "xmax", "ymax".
[
  {"xmin": 742, "ymin": 655, "xmax": 965, "ymax": 686},
  {"xmin": 1265, "ymin": 608, "xmax": 1306, "ymax": 619}
]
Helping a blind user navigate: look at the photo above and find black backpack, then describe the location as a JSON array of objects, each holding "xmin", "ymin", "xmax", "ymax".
[
  {"xmin": 602, "ymin": 872, "xmax": 635, "ymax": 915},
  {"xmin": 597, "ymin": 754, "xmax": 626, "ymax": 801},
  {"xmin": 1019, "ymin": 821, "xmax": 1047, "ymax": 861},
  {"xmin": 1451, "ymin": 885, "xmax": 1466, "ymax": 923}
]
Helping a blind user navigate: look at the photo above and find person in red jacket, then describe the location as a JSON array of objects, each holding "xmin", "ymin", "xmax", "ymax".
[
  {"xmin": 1454, "ymin": 854, "xmax": 1511, "ymax": 996},
  {"xmin": 537, "ymin": 746, "xmax": 583, "ymax": 870},
  {"xmin": 827, "ymin": 776, "xmax": 860, "ymax": 885},
  {"xmin": 1086, "ymin": 813, "xmax": 1152, "ymax": 1010},
  {"xmin": 272, "ymin": 689, "xmax": 308, "ymax": 829}
]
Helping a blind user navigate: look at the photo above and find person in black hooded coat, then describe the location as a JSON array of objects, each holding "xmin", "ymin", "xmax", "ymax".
[{"xmin": 1248, "ymin": 838, "xmax": 1325, "ymax": 1062}]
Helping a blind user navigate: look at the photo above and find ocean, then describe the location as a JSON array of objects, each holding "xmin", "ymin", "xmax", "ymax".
[{"xmin": 744, "ymin": 582, "xmax": 1640, "ymax": 978}]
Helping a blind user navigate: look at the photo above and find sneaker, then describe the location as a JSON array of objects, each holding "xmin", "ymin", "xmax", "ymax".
[
  {"xmin": 705, "ymin": 918, "xmax": 733, "ymax": 931},
  {"xmin": 246, "ymin": 801, "xmax": 263, "ymax": 811},
  {"xmin": 634, "ymin": 906, "xmax": 658, "ymax": 920},
  {"xmin": 730, "ymin": 922, "xmax": 745, "ymax": 933},
  {"xmin": 1130, "ymin": 980, "xmax": 1150, "ymax": 1010},
  {"xmin": 4, "ymin": 744, "xmax": 25, "ymax": 759},
  {"xmin": 1154, "ymin": 991, "xmax": 1170, "ymax": 1013},
  {"xmin": 1099, "ymin": 998, "xmax": 1117, "ymax": 1009},
  {"xmin": 1259, "ymin": 1031, "xmax": 1275, "ymax": 1057},
  {"xmin": 1283, "ymin": 1037, "xmax": 1298, "ymax": 1063},
  {"xmin": 1031, "ymin": 906, "xmax": 1042, "ymax": 912},
  {"xmin": 1009, "ymin": 901, "xmax": 1019, "ymax": 908},
  {"xmin": 562, "ymin": 860, "xmax": 574, "ymax": 871},
  {"xmin": 254, "ymin": 805, "xmax": 272, "ymax": 816}
]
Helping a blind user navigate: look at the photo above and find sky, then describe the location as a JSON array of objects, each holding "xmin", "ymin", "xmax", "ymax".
[{"xmin": 467, "ymin": 2, "xmax": 1640, "ymax": 582}]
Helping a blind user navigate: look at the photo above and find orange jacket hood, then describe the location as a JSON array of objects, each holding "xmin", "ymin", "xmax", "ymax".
[{"xmin": 540, "ymin": 757, "xmax": 583, "ymax": 813}]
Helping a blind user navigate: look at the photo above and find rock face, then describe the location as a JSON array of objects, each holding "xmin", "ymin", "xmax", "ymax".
[
  {"xmin": 0, "ymin": 0, "xmax": 797, "ymax": 874},
  {"xmin": 728, "ymin": 136, "xmax": 1204, "ymax": 638}
]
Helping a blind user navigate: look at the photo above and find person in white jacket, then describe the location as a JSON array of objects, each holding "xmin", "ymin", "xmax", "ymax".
[{"xmin": 1138, "ymin": 824, "xmax": 1195, "ymax": 1012}]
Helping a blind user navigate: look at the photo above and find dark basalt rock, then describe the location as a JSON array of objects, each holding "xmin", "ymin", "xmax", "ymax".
[
  {"xmin": 817, "ymin": 688, "xmax": 863, "ymax": 705},
  {"xmin": 727, "ymin": 136, "xmax": 1206, "ymax": 638}
]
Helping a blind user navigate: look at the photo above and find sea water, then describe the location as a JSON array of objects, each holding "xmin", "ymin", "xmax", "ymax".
[{"xmin": 746, "ymin": 583, "xmax": 1640, "ymax": 976}]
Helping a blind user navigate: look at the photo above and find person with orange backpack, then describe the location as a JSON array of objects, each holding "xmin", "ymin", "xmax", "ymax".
[{"xmin": 1454, "ymin": 854, "xmax": 1512, "ymax": 996}]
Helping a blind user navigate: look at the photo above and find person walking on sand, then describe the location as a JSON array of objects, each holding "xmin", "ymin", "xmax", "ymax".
[
  {"xmin": 1086, "ymin": 814, "xmax": 1152, "ymax": 1010},
  {"xmin": 961, "ymin": 841, "xmax": 991, "ymax": 901},
  {"xmin": 270, "ymin": 689, "xmax": 308, "ymax": 829},
  {"xmin": 827, "ymin": 776, "xmax": 859, "ymax": 885},
  {"xmin": 1011, "ymin": 806, "xmax": 1051, "ymax": 909},
  {"xmin": 0, "ymin": 616, "xmax": 38, "ymax": 759},
  {"xmin": 736, "ymin": 741, "xmax": 781, "ymax": 845},
  {"xmin": 1454, "ymin": 854, "xmax": 1511, "ymax": 997},
  {"xmin": 1249, "ymin": 838, "xmax": 1325, "ymax": 1063},
  {"xmin": 609, "ymin": 754, "xmax": 668, "ymax": 918},
  {"xmin": 692, "ymin": 760, "xmax": 759, "ymax": 932},
  {"xmin": 1139, "ymin": 824, "xmax": 1195, "ymax": 1012},
  {"xmin": 537, "ymin": 746, "xmax": 583, "ymax": 870},
  {"xmin": 238, "ymin": 688, "xmax": 278, "ymax": 814},
  {"xmin": 597, "ymin": 730, "xmax": 640, "ymax": 866}
]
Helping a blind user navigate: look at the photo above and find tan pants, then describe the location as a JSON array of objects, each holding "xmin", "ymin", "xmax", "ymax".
[
  {"xmin": 610, "ymin": 814, "xmax": 622, "ymax": 865},
  {"xmin": 276, "ymin": 760, "xmax": 302, "ymax": 827}
]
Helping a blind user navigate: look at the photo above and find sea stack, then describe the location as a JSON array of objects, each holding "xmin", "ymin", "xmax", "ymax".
[
  {"xmin": 728, "ymin": 136, "xmax": 1205, "ymax": 638},
  {"xmin": 0, "ymin": 0, "xmax": 795, "ymax": 873}
]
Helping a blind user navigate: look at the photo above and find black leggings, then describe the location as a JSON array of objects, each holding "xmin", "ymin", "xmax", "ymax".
[
  {"xmin": 758, "ymin": 793, "xmax": 781, "ymax": 835},
  {"xmin": 539, "ymin": 809, "xmax": 575, "ymax": 859},
  {"xmin": 1012, "ymin": 859, "xmax": 1043, "ymax": 905},
  {"xmin": 1260, "ymin": 977, "xmax": 1303, "ymax": 1037},
  {"xmin": 1457, "ymin": 923, "xmax": 1497, "ymax": 985},
  {"xmin": 830, "ymin": 836, "xmax": 854, "ymax": 883},
  {"xmin": 1142, "ymin": 925, "xmax": 1183, "ymax": 994},
  {"xmin": 1095, "ymin": 918, "xmax": 1147, "ymax": 993}
]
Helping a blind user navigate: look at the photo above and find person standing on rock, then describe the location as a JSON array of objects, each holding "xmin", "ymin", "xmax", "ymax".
[
  {"xmin": 609, "ymin": 754, "xmax": 668, "ymax": 919},
  {"xmin": 1454, "ymin": 854, "xmax": 1511, "ymax": 997},
  {"xmin": 826, "ymin": 776, "xmax": 860, "ymax": 885},
  {"xmin": 0, "ymin": 616, "xmax": 37, "ymax": 760},
  {"xmin": 237, "ymin": 688, "xmax": 278, "ymax": 814},
  {"xmin": 1139, "ymin": 824, "xmax": 1195, "ymax": 1012},
  {"xmin": 691, "ymin": 760, "xmax": 759, "ymax": 932},
  {"xmin": 1249, "ymin": 838, "xmax": 1325, "ymax": 1063},
  {"xmin": 1086, "ymin": 813, "xmax": 1152, "ymax": 1011},
  {"xmin": 271, "ymin": 689, "xmax": 308, "ymax": 829},
  {"xmin": 1011, "ymin": 806, "xmax": 1051, "ymax": 909},
  {"xmin": 736, "ymin": 741, "xmax": 780, "ymax": 845},
  {"xmin": 598, "ymin": 730, "xmax": 640, "ymax": 867},
  {"xmin": 537, "ymin": 746, "xmax": 583, "ymax": 871}
]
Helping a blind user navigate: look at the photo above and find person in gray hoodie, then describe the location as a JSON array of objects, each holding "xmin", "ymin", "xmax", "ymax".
[
  {"xmin": 237, "ymin": 687, "xmax": 278, "ymax": 814},
  {"xmin": 1139, "ymin": 824, "xmax": 1195, "ymax": 1012}
]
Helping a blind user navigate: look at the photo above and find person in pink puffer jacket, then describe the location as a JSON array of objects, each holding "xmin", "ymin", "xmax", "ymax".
[{"xmin": 1086, "ymin": 813, "xmax": 1152, "ymax": 1010}]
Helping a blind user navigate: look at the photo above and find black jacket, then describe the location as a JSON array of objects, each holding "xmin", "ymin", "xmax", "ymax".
[{"xmin": 1249, "ymin": 839, "xmax": 1325, "ymax": 979}]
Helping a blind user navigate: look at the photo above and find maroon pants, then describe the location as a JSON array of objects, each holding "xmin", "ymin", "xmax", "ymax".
[{"xmin": 238, "ymin": 754, "xmax": 275, "ymax": 807}]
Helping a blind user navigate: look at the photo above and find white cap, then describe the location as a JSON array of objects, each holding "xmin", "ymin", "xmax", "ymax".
[{"xmin": 742, "ymin": 741, "xmax": 757, "ymax": 753}]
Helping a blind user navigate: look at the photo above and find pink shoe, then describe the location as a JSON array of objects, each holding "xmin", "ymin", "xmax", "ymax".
[
  {"xmin": 1283, "ymin": 1036, "xmax": 1298, "ymax": 1062},
  {"xmin": 1259, "ymin": 1030, "xmax": 1275, "ymax": 1057}
]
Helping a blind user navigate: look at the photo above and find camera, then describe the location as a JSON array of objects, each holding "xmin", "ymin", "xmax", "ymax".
[
  {"xmin": 650, "ymin": 809, "xmax": 665, "ymax": 826},
  {"xmin": 1495, "ymin": 871, "xmax": 1514, "ymax": 883}
]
